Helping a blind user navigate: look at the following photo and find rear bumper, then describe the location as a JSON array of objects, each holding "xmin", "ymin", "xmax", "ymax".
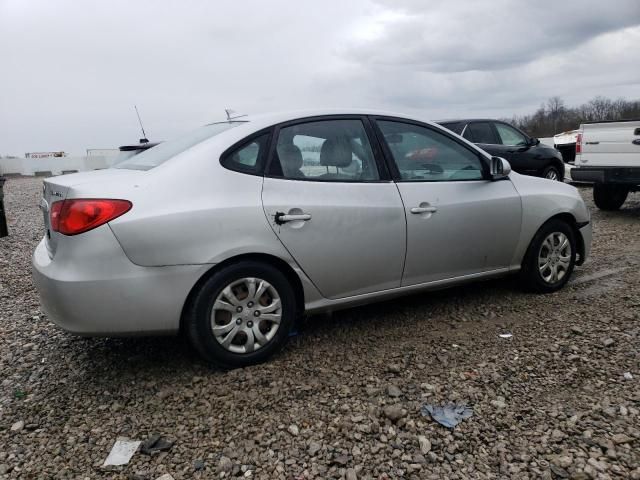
[
  {"xmin": 32, "ymin": 233, "xmax": 209, "ymax": 336},
  {"xmin": 571, "ymin": 166, "xmax": 640, "ymax": 185},
  {"xmin": 564, "ymin": 163, "xmax": 580, "ymax": 183}
]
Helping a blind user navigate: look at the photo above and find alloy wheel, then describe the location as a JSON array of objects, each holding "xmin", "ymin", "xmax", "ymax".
[
  {"xmin": 545, "ymin": 169, "xmax": 559, "ymax": 181},
  {"xmin": 211, "ymin": 277, "xmax": 282, "ymax": 354},
  {"xmin": 538, "ymin": 232, "xmax": 572, "ymax": 284}
]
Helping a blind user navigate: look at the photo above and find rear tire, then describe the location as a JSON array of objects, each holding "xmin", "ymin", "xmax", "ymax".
[
  {"xmin": 520, "ymin": 219, "xmax": 576, "ymax": 293},
  {"xmin": 185, "ymin": 261, "xmax": 297, "ymax": 368},
  {"xmin": 593, "ymin": 184, "xmax": 628, "ymax": 210}
]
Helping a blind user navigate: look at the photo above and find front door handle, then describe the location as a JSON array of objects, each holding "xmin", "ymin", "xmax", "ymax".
[
  {"xmin": 410, "ymin": 206, "xmax": 437, "ymax": 214},
  {"xmin": 274, "ymin": 212, "xmax": 312, "ymax": 225}
]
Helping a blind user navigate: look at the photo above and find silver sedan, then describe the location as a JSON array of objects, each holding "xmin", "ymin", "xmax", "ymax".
[{"xmin": 33, "ymin": 110, "xmax": 592, "ymax": 367}]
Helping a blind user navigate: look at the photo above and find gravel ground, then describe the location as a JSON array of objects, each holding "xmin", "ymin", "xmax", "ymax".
[{"xmin": 1, "ymin": 176, "xmax": 639, "ymax": 480}]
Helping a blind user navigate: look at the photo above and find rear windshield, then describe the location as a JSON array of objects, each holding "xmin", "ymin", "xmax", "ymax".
[
  {"xmin": 115, "ymin": 122, "xmax": 245, "ymax": 170},
  {"xmin": 439, "ymin": 122, "xmax": 464, "ymax": 135}
]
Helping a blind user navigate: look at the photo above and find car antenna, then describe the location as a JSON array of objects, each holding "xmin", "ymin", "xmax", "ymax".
[
  {"xmin": 134, "ymin": 105, "xmax": 150, "ymax": 144},
  {"xmin": 225, "ymin": 108, "xmax": 248, "ymax": 121}
]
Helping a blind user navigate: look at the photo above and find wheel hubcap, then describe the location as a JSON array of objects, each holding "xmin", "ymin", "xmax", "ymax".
[
  {"xmin": 538, "ymin": 232, "xmax": 571, "ymax": 284},
  {"xmin": 211, "ymin": 277, "xmax": 282, "ymax": 354},
  {"xmin": 545, "ymin": 169, "xmax": 558, "ymax": 180}
]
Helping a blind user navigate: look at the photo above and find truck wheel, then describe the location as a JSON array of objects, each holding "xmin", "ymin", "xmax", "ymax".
[{"xmin": 593, "ymin": 184, "xmax": 628, "ymax": 210}]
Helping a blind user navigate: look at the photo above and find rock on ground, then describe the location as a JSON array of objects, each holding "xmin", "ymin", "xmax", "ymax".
[{"xmin": 0, "ymin": 177, "xmax": 639, "ymax": 478}]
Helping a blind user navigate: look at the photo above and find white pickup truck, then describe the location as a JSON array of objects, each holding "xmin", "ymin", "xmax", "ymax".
[{"xmin": 571, "ymin": 119, "xmax": 640, "ymax": 210}]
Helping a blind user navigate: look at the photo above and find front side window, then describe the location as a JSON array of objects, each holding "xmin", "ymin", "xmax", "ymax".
[
  {"xmin": 268, "ymin": 119, "xmax": 380, "ymax": 181},
  {"xmin": 495, "ymin": 123, "xmax": 528, "ymax": 146},
  {"xmin": 467, "ymin": 122, "xmax": 498, "ymax": 144},
  {"xmin": 377, "ymin": 120, "xmax": 485, "ymax": 182},
  {"xmin": 220, "ymin": 134, "xmax": 268, "ymax": 173}
]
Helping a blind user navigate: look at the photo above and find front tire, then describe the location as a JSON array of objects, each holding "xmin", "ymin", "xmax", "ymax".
[
  {"xmin": 185, "ymin": 261, "xmax": 297, "ymax": 368},
  {"xmin": 542, "ymin": 165, "xmax": 562, "ymax": 181},
  {"xmin": 593, "ymin": 184, "xmax": 628, "ymax": 210},
  {"xmin": 520, "ymin": 219, "xmax": 576, "ymax": 293}
]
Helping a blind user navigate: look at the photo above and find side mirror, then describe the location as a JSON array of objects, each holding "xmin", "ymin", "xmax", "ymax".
[
  {"xmin": 490, "ymin": 156, "xmax": 511, "ymax": 180},
  {"xmin": 529, "ymin": 137, "xmax": 540, "ymax": 146}
]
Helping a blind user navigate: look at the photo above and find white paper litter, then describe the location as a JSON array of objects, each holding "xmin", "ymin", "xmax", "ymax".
[
  {"xmin": 103, "ymin": 439, "xmax": 141, "ymax": 466},
  {"xmin": 498, "ymin": 333, "xmax": 513, "ymax": 339}
]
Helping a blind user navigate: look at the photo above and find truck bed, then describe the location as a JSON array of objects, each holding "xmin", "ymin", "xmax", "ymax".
[{"xmin": 576, "ymin": 120, "xmax": 640, "ymax": 168}]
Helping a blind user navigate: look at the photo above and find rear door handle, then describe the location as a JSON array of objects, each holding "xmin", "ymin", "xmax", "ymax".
[
  {"xmin": 274, "ymin": 212, "xmax": 311, "ymax": 224},
  {"xmin": 633, "ymin": 139, "xmax": 640, "ymax": 146},
  {"xmin": 410, "ymin": 206, "xmax": 438, "ymax": 214}
]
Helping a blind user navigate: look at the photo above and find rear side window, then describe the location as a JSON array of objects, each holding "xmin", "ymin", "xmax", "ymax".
[
  {"xmin": 115, "ymin": 122, "xmax": 243, "ymax": 171},
  {"xmin": 267, "ymin": 119, "xmax": 380, "ymax": 181},
  {"xmin": 466, "ymin": 122, "xmax": 498, "ymax": 144},
  {"xmin": 220, "ymin": 134, "xmax": 269, "ymax": 174}
]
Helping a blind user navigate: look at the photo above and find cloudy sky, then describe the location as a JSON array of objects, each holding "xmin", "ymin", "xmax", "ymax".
[{"xmin": 1, "ymin": 0, "xmax": 639, "ymax": 155}]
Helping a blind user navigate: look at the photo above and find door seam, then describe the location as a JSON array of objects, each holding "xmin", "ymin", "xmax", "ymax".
[
  {"xmin": 393, "ymin": 181, "xmax": 410, "ymax": 287},
  {"xmin": 259, "ymin": 177, "xmax": 329, "ymax": 299}
]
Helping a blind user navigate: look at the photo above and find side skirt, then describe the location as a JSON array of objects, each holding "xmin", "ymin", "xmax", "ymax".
[{"xmin": 304, "ymin": 267, "xmax": 516, "ymax": 314}]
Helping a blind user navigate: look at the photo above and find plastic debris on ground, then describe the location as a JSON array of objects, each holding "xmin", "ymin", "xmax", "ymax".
[
  {"xmin": 498, "ymin": 333, "xmax": 513, "ymax": 339},
  {"xmin": 421, "ymin": 402, "xmax": 473, "ymax": 429},
  {"xmin": 623, "ymin": 372, "xmax": 633, "ymax": 380},
  {"xmin": 140, "ymin": 434, "xmax": 174, "ymax": 455},
  {"xmin": 102, "ymin": 438, "xmax": 141, "ymax": 466}
]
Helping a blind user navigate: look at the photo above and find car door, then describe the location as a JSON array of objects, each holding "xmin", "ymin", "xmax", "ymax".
[
  {"xmin": 261, "ymin": 116, "xmax": 406, "ymax": 299},
  {"xmin": 373, "ymin": 118, "xmax": 522, "ymax": 286},
  {"xmin": 493, "ymin": 121, "xmax": 536, "ymax": 173}
]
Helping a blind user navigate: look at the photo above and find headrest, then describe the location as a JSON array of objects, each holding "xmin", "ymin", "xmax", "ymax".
[
  {"xmin": 320, "ymin": 138, "xmax": 352, "ymax": 167},
  {"xmin": 277, "ymin": 144, "xmax": 303, "ymax": 171}
]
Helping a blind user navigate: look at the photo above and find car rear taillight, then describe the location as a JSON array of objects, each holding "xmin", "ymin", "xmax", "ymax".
[
  {"xmin": 575, "ymin": 133, "xmax": 582, "ymax": 154},
  {"xmin": 50, "ymin": 199, "xmax": 132, "ymax": 236}
]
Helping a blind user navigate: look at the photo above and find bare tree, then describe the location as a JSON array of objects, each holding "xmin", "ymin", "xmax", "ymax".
[
  {"xmin": 509, "ymin": 96, "xmax": 640, "ymax": 137},
  {"xmin": 546, "ymin": 96, "xmax": 565, "ymax": 133},
  {"xmin": 586, "ymin": 96, "xmax": 615, "ymax": 121}
]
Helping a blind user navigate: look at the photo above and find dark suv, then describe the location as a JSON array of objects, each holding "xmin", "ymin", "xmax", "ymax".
[{"xmin": 438, "ymin": 119, "xmax": 564, "ymax": 181}]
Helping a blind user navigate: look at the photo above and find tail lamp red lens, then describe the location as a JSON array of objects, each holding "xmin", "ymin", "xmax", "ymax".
[
  {"xmin": 50, "ymin": 199, "xmax": 132, "ymax": 235},
  {"xmin": 575, "ymin": 133, "xmax": 582, "ymax": 154}
]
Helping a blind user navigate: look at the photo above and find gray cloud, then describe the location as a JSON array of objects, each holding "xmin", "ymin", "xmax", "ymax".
[
  {"xmin": 327, "ymin": 1, "xmax": 640, "ymax": 117},
  {"xmin": 344, "ymin": 0, "xmax": 640, "ymax": 72},
  {"xmin": 0, "ymin": 0, "xmax": 639, "ymax": 155}
]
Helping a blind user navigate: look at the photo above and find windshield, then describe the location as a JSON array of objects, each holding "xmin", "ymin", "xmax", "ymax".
[{"xmin": 115, "ymin": 122, "xmax": 245, "ymax": 170}]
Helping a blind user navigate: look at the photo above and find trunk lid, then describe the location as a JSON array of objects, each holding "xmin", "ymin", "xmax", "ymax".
[{"xmin": 40, "ymin": 169, "xmax": 144, "ymax": 257}]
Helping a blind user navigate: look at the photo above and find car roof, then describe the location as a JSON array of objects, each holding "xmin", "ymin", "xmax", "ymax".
[
  {"xmin": 436, "ymin": 119, "xmax": 501, "ymax": 124},
  {"xmin": 206, "ymin": 109, "xmax": 439, "ymax": 130}
]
